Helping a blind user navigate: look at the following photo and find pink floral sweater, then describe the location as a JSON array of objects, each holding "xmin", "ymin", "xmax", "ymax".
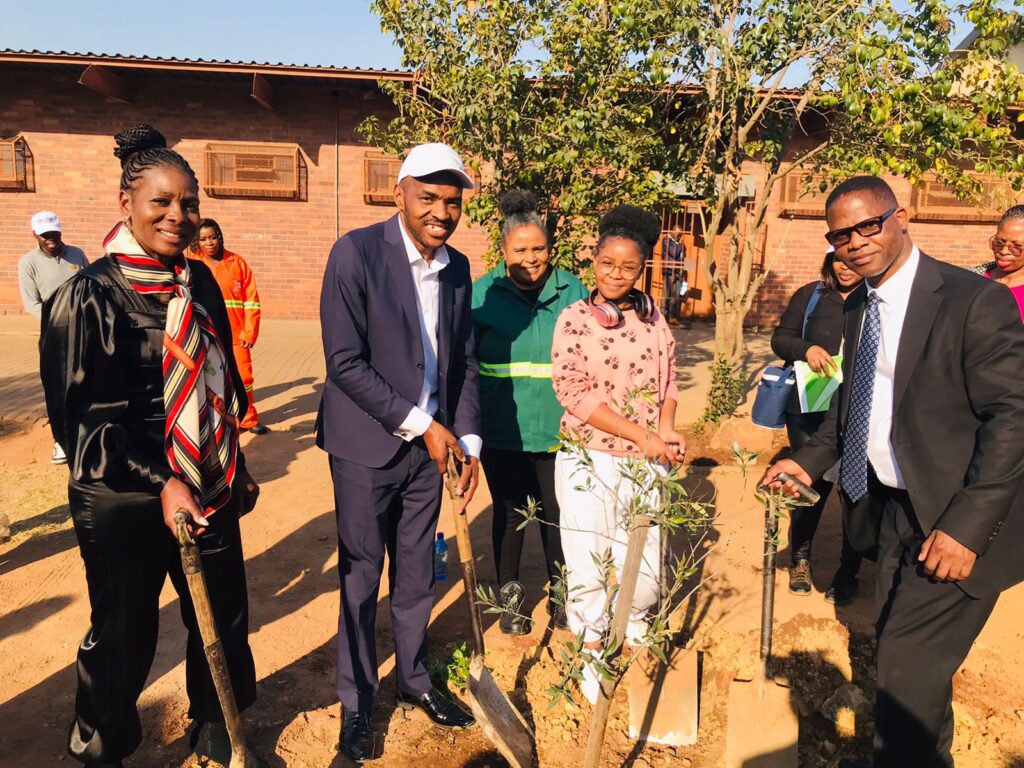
[{"xmin": 551, "ymin": 300, "xmax": 678, "ymax": 457}]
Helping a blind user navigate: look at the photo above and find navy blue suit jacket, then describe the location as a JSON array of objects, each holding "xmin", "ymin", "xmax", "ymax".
[{"xmin": 316, "ymin": 215, "xmax": 480, "ymax": 468}]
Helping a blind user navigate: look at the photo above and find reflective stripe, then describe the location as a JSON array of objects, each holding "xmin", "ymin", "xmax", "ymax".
[
  {"xmin": 242, "ymin": 301, "xmax": 261, "ymax": 309},
  {"xmin": 224, "ymin": 300, "xmax": 244, "ymax": 308},
  {"xmin": 479, "ymin": 361, "xmax": 552, "ymax": 379}
]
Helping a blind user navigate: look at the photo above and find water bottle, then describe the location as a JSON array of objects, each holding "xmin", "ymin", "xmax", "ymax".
[{"xmin": 433, "ymin": 532, "xmax": 449, "ymax": 581}]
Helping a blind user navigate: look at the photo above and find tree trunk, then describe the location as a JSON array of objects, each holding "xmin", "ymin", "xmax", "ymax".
[{"xmin": 713, "ymin": 303, "xmax": 745, "ymax": 368}]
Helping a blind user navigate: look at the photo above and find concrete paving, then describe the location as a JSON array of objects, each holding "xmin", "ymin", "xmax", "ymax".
[{"xmin": 0, "ymin": 315, "xmax": 776, "ymax": 430}]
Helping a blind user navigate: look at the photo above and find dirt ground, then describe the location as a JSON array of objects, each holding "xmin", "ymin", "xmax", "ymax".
[{"xmin": 2, "ymin": 328, "xmax": 1023, "ymax": 767}]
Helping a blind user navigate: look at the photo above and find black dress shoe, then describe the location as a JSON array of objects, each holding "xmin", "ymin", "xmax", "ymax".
[
  {"xmin": 396, "ymin": 687, "xmax": 475, "ymax": 729},
  {"xmin": 190, "ymin": 721, "xmax": 230, "ymax": 766},
  {"xmin": 825, "ymin": 569, "xmax": 859, "ymax": 606},
  {"xmin": 339, "ymin": 710, "xmax": 374, "ymax": 763},
  {"xmin": 547, "ymin": 599, "xmax": 569, "ymax": 630},
  {"xmin": 249, "ymin": 423, "xmax": 270, "ymax": 435},
  {"xmin": 499, "ymin": 581, "xmax": 530, "ymax": 635}
]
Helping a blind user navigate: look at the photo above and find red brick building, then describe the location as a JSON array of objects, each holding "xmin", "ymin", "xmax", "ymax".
[
  {"xmin": 0, "ymin": 50, "xmax": 490, "ymax": 319},
  {"xmin": 0, "ymin": 50, "xmax": 1012, "ymax": 324}
]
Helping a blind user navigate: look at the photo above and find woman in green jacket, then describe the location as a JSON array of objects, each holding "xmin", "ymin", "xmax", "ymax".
[{"xmin": 472, "ymin": 190, "xmax": 588, "ymax": 635}]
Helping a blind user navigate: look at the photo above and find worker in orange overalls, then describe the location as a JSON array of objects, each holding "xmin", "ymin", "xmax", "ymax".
[{"xmin": 190, "ymin": 218, "xmax": 268, "ymax": 434}]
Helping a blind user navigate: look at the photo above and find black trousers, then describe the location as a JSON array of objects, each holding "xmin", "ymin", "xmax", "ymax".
[
  {"xmin": 871, "ymin": 477, "xmax": 998, "ymax": 767},
  {"xmin": 662, "ymin": 272, "xmax": 685, "ymax": 321},
  {"xmin": 481, "ymin": 447, "xmax": 564, "ymax": 588},
  {"xmin": 330, "ymin": 441, "xmax": 442, "ymax": 712},
  {"xmin": 786, "ymin": 411, "xmax": 862, "ymax": 573},
  {"xmin": 67, "ymin": 482, "xmax": 255, "ymax": 764}
]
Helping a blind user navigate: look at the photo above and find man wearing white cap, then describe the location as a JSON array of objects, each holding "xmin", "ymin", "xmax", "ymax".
[
  {"xmin": 18, "ymin": 211, "xmax": 88, "ymax": 465},
  {"xmin": 316, "ymin": 142, "xmax": 479, "ymax": 762}
]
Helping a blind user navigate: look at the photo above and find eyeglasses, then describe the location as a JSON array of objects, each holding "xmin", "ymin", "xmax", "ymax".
[
  {"xmin": 989, "ymin": 236, "xmax": 1024, "ymax": 257},
  {"xmin": 824, "ymin": 208, "xmax": 897, "ymax": 247},
  {"xmin": 596, "ymin": 260, "xmax": 643, "ymax": 279}
]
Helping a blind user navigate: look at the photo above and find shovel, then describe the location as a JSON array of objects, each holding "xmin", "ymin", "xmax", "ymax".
[
  {"xmin": 174, "ymin": 511, "xmax": 258, "ymax": 768},
  {"xmin": 445, "ymin": 452, "xmax": 536, "ymax": 768},
  {"xmin": 722, "ymin": 473, "xmax": 818, "ymax": 768}
]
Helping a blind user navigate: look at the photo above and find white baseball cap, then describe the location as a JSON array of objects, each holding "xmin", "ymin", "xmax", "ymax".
[
  {"xmin": 397, "ymin": 143, "xmax": 475, "ymax": 189},
  {"xmin": 31, "ymin": 211, "xmax": 62, "ymax": 236}
]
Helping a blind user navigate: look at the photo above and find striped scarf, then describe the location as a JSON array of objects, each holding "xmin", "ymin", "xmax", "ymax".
[{"xmin": 106, "ymin": 222, "xmax": 241, "ymax": 515}]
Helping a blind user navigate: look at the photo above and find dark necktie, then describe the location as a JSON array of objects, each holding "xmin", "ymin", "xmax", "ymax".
[{"xmin": 840, "ymin": 292, "xmax": 882, "ymax": 502}]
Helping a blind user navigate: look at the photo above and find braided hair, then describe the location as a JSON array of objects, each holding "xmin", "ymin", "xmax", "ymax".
[
  {"xmin": 114, "ymin": 124, "xmax": 197, "ymax": 192},
  {"xmin": 498, "ymin": 189, "xmax": 548, "ymax": 246},
  {"xmin": 597, "ymin": 205, "xmax": 661, "ymax": 261},
  {"xmin": 998, "ymin": 205, "xmax": 1024, "ymax": 226}
]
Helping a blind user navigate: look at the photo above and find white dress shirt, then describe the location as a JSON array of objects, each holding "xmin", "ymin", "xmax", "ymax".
[
  {"xmin": 863, "ymin": 245, "xmax": 920, "ymax": 488},
  {"xmin": 392, "ymin": 219, "xmax": 481, "ymax": 458}
]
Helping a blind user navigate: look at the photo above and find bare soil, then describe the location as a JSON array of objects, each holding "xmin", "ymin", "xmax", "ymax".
[{"xmin": 2, "ymin": 418, "xmax": 1022, "ymax": 768}]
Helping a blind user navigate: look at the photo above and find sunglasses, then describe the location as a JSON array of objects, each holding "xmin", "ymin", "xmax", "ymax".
[
  {"xmin": 989, "ymin": 236, "xmax": 1024, "ymax": 258},
  {"xmin": 825, "ymin": 208, "xmax": 897, "ymax": 247}
]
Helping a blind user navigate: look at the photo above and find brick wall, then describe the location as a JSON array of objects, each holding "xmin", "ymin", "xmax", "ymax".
[
  {"xmin": 0, "ymin": 67, "xmax": 492, "ymax": 318},
  {"xmin": 749, "ymin": 173, "xmax": 1001, "ymax": 327},
  {"xmin": 0, "ymin": 66, "xmax": 1007, "ymax": 323}
]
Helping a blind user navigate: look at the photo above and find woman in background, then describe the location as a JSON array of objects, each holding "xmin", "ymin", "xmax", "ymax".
[
  {"xmin": 472, "ymin": 190, "xmax": 588, "ymax": 634},
  {"xmin": 190, "ymin": 218, "xmax": 267, "ymax": 433},
  {"xmin": 770, "ymin": 249, "xmax": 863, "ymax": 605},
  {"xmin": 976, "ymin": 205, "xmax": 1024, "ymax": 321}
]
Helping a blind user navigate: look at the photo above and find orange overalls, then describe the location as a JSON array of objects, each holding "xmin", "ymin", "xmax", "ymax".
[{"xmin": 189, "ymin": 249, "xmax": 262, "ymax": 429}]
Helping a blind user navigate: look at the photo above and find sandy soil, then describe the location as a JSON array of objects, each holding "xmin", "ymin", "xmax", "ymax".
[{"xmin": 1, "ymin": 410, "xmax": 1022, "ymax": 768}]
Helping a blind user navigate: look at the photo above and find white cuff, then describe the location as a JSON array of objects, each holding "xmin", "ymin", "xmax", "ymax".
[
  {"xmin": 394, "ymin": 406, "xmax": 433, "ymax": 441},
  {"xmin": 458, "ymin": 434, "xmax": 482, "ymax": 460}
]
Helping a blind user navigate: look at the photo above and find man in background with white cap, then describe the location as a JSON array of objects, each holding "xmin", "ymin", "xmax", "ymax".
[
  {"xmin": 18, "ymin": 211, "xmax": 88, "ymax": 465},
  {"xmin": 317, "ymin": 142, "xmax": 480, "ymax": 762}
]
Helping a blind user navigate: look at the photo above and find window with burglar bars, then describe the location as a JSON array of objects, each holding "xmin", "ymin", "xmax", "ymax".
[
  {"xmin": 909, "ymin": 176, "xmax": 1014, "ymax": 223},
  {"xmin": 364, "ymin": 151, "xmax": 402, "ymax": 205},
  {"xmin": 0, "ymin": 135, "xmax": 32, "ymax": 191},
  {"xmin": 204, "ymin": 142, "xmax": 302, "ymax": 199},
  {"xmin": 778, "ymin": 168, "xmax": 832, "ymax": 218}
]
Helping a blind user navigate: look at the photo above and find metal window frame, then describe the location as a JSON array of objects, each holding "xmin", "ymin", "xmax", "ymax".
[
  {"xmin": 203, "ymin": 141, "xmax": 302, "ymax": 199},
  {"xmin": 0, "ymin": 134, "xmax": 31, "ymax": 191},
  {"xmin": 909, "ymin": 175, "xmax": 1012, "ymax": 223},
  {"xmin": 363, "ymin": 151, "xmax": 401, "ymax": 205}
]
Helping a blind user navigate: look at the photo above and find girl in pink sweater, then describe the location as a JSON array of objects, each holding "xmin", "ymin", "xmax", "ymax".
[{"xmin": 551, "ymin": 205, "xmax": 684, "ymax": 703}]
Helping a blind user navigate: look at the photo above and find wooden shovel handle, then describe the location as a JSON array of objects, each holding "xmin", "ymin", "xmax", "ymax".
[{"xmin": 446, "ymin": 450, "xmax": 486, "ymax": 657}]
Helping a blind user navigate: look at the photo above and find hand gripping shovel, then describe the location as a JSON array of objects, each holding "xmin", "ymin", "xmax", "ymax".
[
  {"xmin": 445, "ymin": 452, "xmax": 536, "ymax": 768},
  {"xmin": 174, "ymin": 511, "xmax": 258, "ymax": 768},
  {"xmin": 723, "ymin": 473, "xmax": 818, "ymax": 768}
]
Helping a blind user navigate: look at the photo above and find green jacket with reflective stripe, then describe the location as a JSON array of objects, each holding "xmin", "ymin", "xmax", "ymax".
[{"xmin": 472, "ymin": 264, "xmax": 589, "ymax": 452}]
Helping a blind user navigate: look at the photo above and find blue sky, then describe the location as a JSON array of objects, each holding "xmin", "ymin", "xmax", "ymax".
[
  {"xmin": 0, "ymin": 0, "xmax": 404, "ymax": 69},
  {"xmin": 1, "ymin": 0, "xmax": 976, "ymax": 74}
]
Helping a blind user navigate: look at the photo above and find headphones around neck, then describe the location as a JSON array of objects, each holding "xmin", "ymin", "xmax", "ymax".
[{"xmin": 588, "ymin": 289, "xmax": 656, "ymax": 328}]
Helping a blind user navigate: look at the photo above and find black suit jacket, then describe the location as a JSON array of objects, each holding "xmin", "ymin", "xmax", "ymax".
[
  {"xmin": 793, "ymin": 253, "xmax": 1024, "ymax": 597},
  {"xmin": 315, "ymin": 214, "xmax": 480, "ymax": 468}
]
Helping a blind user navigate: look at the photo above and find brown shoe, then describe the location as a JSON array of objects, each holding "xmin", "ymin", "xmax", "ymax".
[{"xmin": 789, "ymin": 560, "xmax": 812, "ymax": 595}]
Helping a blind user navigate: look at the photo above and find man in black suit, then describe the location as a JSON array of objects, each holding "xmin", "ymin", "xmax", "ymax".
[
  {"xmin": 765, "ymin": 176, "xmax": 1024, "ymax": 768},
  {"xmin": 317, "ymin": 143, "xmax": 481, "ymax": 762}
]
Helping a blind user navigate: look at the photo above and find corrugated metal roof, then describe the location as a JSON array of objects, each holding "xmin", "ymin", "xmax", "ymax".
[{"xmin": 0, "ymin": 49, "xmax": 413, "ymax": 81}]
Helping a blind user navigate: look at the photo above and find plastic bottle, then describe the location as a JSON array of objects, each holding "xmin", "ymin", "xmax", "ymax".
[{"xmin": 433, "ymin": 532, "xmax": 449, "ymax": 581}]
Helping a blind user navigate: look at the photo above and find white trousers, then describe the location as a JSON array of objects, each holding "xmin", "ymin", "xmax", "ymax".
[{"xmin": 555, "ymin": 450, "xmax": 663, "ymax": 643}]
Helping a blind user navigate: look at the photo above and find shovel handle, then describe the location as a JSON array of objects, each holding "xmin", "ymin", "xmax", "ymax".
[
  {"xmin": 446, "ymin": 450, "xmax": 486, "ymax": 657},
  {"xmin": 173, "ymin": 510, "xmax": 249, "ymax": 765},
  {"xmin": 760, "ymin": 499, "xmax": 779, "ymax": 669}
]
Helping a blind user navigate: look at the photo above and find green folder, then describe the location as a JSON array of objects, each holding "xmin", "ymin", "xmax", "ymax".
[{"xmin": 794, "ymin": 355, "xmax": 843, "ymax": 413}]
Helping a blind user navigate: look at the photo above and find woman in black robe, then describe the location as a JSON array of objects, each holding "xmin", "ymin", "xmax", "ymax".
[{"xmin": 40, "ymin": 124, "xmax": 259, "ymax": 768}]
